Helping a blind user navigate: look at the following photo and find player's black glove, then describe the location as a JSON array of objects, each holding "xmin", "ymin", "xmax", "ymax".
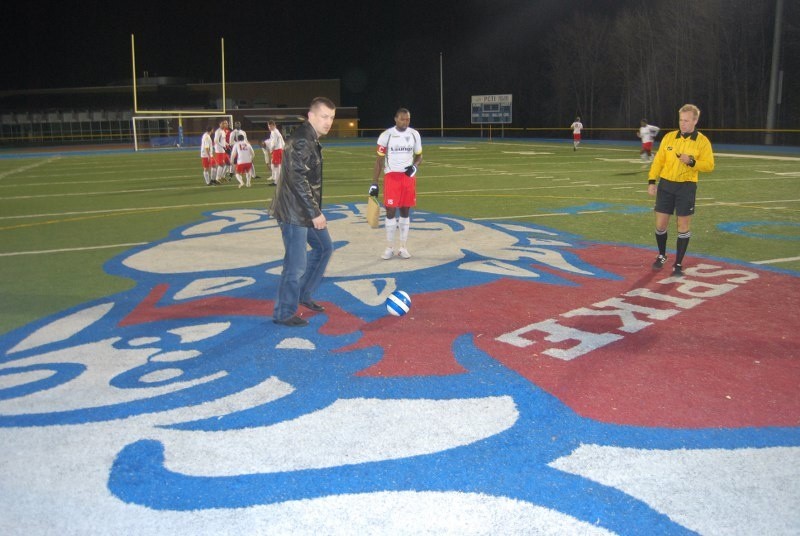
[
  {"xmin": 404, "ymin": 164, "xmax": 417, "ymax": 177},
  {"xmin": 368, "ymin": 183, "xmax": 379, "ymax": 196}
]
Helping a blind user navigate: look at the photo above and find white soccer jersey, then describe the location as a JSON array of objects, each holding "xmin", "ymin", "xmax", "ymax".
[
  {"xmin": 231, "ymin": 128, "xmax": 248, "ymax": 143},
  {"xmin": 639, "ymin": 124, "xmax": 660, "ymax": 143},
  {"xmin": 200, "ymin": 132, "xmax": 214, "ymax": 158},
  {"xmin": 571, "ymin": 121, "xmax": 583, "ymax": 133},
  {"xmin": 266, "ymin": 129, "xmax": 285, "ymax": 151},
  {"xmin": 230, "ymin": 140, "xmax": 254, "ymax": 164},
  {"xmin": 213, "ymin": 128, "xmax": 228, "ymax": 153},
  {"xmin": 377, "ymin": 126, "xmax": 422, "ymax": 173}
]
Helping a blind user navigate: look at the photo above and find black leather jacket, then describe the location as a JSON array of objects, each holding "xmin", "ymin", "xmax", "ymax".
[{"xmin": 268, "ymin": 121, "xmax": 323, "ymax": 227}]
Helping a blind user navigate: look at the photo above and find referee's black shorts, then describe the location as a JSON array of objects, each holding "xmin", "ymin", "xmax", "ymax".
[{"xmin": 654, "ymin": 179, "xmax": 697, "ymax": 217}]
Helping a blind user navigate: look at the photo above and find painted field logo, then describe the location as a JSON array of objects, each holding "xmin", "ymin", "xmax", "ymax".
[{"xmin": 0, "ymin": 203, "xmax": 798, "ymax": 535}]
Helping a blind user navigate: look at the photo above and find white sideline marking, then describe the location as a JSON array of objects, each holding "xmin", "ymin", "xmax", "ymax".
[
  {"xmin": 711, "ymin": 198, "xmax": 800, "ymax": 205},
  {"xmin": 756, "ymin": 170, "xmax": 800, "ymax": 177},
  {"xmin": 1, "ymin": 184, "xmax": 201, "ymax": 201},
  {"xmin": 752, "ymin": 255, "xmax": 800, "ymax": 265},
  {"xmin": 0, "ymin": 157, "xmax": 60, "ymax": 181},
  {"xmin": 475, "ymin": 212, "xmax": 575, "ymax": 220},
  {"xmin": 0, "ymin": 242, "xmax": 148, "ymax": 257},
  {"xmin": 717, "ymin": 152, "xmax": 800, "ymax": 161},
  {"xmin": 0, "ymin": 199, "xmax": 267, "ymax": 221},
  {"xmin": 0, "ymin": 173, "xmax": 197, "ymax": 188}
]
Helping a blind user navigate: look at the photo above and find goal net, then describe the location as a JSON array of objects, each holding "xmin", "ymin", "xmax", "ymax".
[{"xmin": 132, "ymin": 114, "xmax": 233, "ymax": 151}]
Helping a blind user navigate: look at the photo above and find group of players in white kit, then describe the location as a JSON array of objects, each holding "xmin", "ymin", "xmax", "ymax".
[
  {"xmin": 200, "ymin": 119, "xmax": 285, "ymax": 188},
  {"xmin": 200, "ymin": 108, "xmax": 426, "ymax": 260}
]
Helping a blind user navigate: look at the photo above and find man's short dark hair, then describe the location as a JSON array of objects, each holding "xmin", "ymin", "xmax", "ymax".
[
  {"xmin": 237, "ymin": 134, "xmax": 244, "ymax": 141},
  {"xmin": 309, "ymin": 97, "xmax": 336, "ymax": 111},
  {"xmin": 396, "ymin": 108, "xmax": 411, "ymax": 117}
]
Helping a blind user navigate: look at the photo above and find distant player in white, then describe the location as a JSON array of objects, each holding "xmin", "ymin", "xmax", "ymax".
[
  {"xmin": 213, "ymin": 119, "xmax": 232, "ymax": 184},
  {"xmin": 230, "ymin": 134, "xmax": 255, "ymax": 188},
  {"xmin": 230, "ymin": 121, "xmax": 258, "ymax": 179},
  {"xmin": 370, "ymin": 108, "xmax": 423, "ymax": 259},
  {"xmin": 637, "ymin": 119, "xmax": 660, "ymax": 161},
  {"xmin": 230, "ymin": 121, "xmax": 247, "ymax": 143},
  {"xmin": 262, "ymin": 120, "xmax": 285, "ymax": 186},
  {"xmin": 570, "ymin": 116, "xmax": 583, "ymax": 151},
  {"xmin": 200, "ymin": 125, "xmax": 217, "ymax": 186}
]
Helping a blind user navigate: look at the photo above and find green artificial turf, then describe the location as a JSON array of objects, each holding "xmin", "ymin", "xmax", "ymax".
[{"xmin": 1, "ymin": 139, "xmax": 797, "ymax": 335}]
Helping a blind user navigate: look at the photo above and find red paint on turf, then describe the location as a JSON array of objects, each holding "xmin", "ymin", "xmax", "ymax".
[{"xmin": 346, "ymin": 244, "xmax": 800, "ymax": 429}]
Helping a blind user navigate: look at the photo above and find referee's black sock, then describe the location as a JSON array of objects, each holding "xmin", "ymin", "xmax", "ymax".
[
  {"xmin": 675, "ymin": 231, "xmax": 691, "ymax": 266},
  {"xmin": 655, "ymin": 229, "xmax": 668, "ymax": 256}
]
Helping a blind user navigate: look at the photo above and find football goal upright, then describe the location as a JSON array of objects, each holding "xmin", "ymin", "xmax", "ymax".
[{"xmin": 130, "ymin": 34, "xmax": 229, "ymax": 151}]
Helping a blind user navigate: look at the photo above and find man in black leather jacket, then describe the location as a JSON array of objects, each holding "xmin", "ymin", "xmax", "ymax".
[{"xmin": 269, "ymin": 97, "xmax": 336, "ymax": 327}]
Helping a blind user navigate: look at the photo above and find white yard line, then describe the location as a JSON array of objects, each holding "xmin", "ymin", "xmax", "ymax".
[
  {"xmin": 0, "ymin": 173, "xmax": 197, "ymax": 188},
  {"xmin": 0, "ymin": 242, "xmax": 148, "ymax": 257},
  {"xmin": 0, "ymin": 199, "xmax": 267, "ymax": 221},
  {"xmin": 474, "ymin": 212, "xmax": 574, "ymax": 220},
  {"xmin": 0, "ymin": 156, "xmax": 61, "ymax": 181},
  {"xmin": 716, "ymin": 153, "xmax": 800, "ymax": 161},
  {"xmin": 752, "ymin": 256, "xmax": 800, "ymax": 265},
  {"xmin": 0, "ymin": 184, "xmax": 205, "ymax": 201}
]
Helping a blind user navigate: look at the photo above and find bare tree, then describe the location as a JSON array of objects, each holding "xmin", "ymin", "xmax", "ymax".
[
  {"xmin": 542, "ymin": 0, "xmax": 795, "ymax": 141},
  {"xmin": 546, "ymin": 12, "xmax": 611, "ymax": 130}
]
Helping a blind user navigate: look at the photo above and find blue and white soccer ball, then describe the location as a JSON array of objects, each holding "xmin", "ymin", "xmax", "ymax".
[{"xmin": 386, "ymin": 290, "xmax": 412, "ymax": 316}]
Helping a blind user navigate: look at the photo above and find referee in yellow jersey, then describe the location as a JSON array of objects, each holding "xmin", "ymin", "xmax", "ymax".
[{"xmin": 647, "ymin": 104, "xmax": 715, "ymax": 276}]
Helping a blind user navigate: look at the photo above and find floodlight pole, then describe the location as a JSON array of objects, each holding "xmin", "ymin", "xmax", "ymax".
[
  {"xmin": 765, "ymin": 0, "xmax": 784, "ymax": 145},
  {"xmin": 131, "ymin": 34, "xmax": 138, "ymax": 113},
  {"xmin": 221, "ymin": 37, "xmax": 227, "ymax": 113},
  {"xmin": 439, "ymin": 52, "xmax": 444, "ymax": 138}
]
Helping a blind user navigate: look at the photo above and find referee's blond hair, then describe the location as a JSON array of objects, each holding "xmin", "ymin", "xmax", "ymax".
[{"xmin": 679, "ymin": 104, "xmax": 700, "ymax": 119}]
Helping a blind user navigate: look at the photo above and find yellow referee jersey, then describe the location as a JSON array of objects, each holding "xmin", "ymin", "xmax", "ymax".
[{"xmin": 648, "ymin": 130, "xmax": 714, "ymax": 183}]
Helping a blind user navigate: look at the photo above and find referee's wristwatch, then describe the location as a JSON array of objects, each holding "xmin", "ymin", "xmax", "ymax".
[{"xmin": 688, "ymin": 155, "xmax": 696, "ymax": 167}]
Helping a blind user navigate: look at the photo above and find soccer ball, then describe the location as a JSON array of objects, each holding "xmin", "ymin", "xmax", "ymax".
[{"xmin": 386, "ymin": 290, "xmax": 411, "ymax": 316}]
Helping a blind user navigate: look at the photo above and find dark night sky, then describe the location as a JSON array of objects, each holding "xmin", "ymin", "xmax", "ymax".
[{"xmin": 4, "ymin": 1, "xmax": 641, "ymax": 127}]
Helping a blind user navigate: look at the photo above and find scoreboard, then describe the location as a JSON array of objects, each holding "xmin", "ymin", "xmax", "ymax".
[{"xmin": 471, "ymin": 94, "xmax": 512, "ymax": 124}]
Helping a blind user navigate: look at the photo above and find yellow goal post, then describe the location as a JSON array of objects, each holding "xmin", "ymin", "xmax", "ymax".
[{"xmin": 130, "ymin": 34, "xmax": 230, "ymax": 151}]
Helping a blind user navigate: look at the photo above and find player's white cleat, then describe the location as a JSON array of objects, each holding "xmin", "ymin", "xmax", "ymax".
[
  {"xmin": 398, "ymin": 247, "xmax": 411, "ymax": 259},
  {"xmin": 381, "ymin": 247, "xmax": 395, "ymax": 260}
]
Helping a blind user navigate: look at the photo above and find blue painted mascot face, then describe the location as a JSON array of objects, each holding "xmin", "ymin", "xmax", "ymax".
[{"xmin": 1, "ymin": 203, "xmax": 796, "ymax": 534}]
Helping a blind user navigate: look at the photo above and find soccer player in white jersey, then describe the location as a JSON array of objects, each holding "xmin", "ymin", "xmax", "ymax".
[
  {"xmin": 230, "ymin": 121, "xmax": 247, "ymax": 143},
  {"xmin": 369, "ymin": 108, "xmax": 423, "ymax": 259},
  {"xmin": 230, "ymin": 134, "xmax": 255, "ymax": 188},
  {"xmin": 263, "ymin": 120, "xmax": 285, "ymax": 186},
  {"xmin": 570, "ymin": 116, "xmax": 583, "ymax": 151},
  {"xmin": 213, "ymin": 119, "xmax": 232, "ymax": 184},
  {"xmin": 637, "ymin": 119, "xmax": 660, "ymax": 161},
  {"xmin": 231, "ymin": 121, "xmax": 258, "ymax": 179},
  {"xmin": 200, "ymin": 125, "xmax": 217, "ymax": 186}
]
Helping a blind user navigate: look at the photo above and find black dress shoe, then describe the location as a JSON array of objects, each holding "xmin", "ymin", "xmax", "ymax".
[
  {"xmin": 300, "ymin": 300, "xmax": 325, "ymax": 312},
  {"xmin": 272, "ymin": 315, "xmax": 308, "ymax": 327}
]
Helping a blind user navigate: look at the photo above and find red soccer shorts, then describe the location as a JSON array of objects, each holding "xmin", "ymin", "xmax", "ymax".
[
  {"xmin": 201, "ymin": 157, "xmax": 214, "ymax": 169},
  {"xmin": 383, "ymin": 171, "xmax": 416, "ymax": 208},
  {"xmin": 215, "ymin": 152, "xmax": 230, "ymax": 166},
  {"xmin": 642, "ymin": 141, "xmax": 653, "ymax": 151},
  {"xmin": 271, "ymin": 148, "xmax": 284, "ymax": 166},
  {"xmin": 235, "ymin": 162, "xmax": 253, "ymax": 174},
  {"xmin": 573, "ymin": 133, "xmax": 581, "ymax": 141}
]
